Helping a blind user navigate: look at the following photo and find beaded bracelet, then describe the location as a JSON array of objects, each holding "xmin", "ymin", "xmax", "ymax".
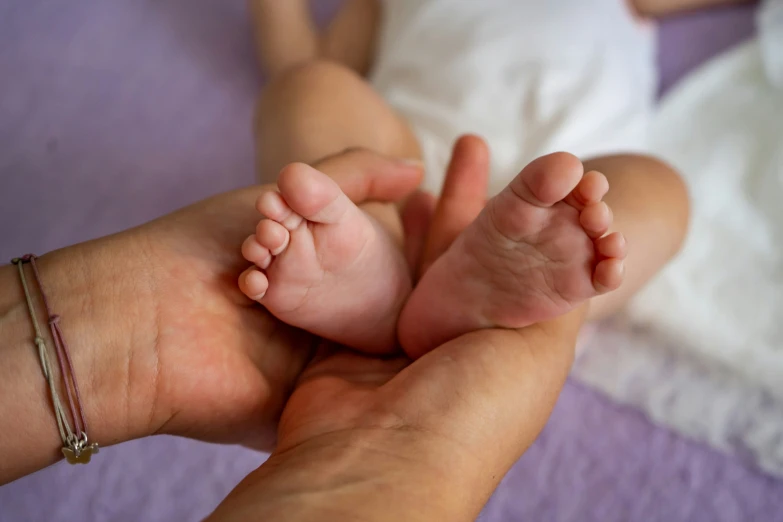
[{"xmin": 11, "ymin": 254, "xmax": 99, "ymax": 464}]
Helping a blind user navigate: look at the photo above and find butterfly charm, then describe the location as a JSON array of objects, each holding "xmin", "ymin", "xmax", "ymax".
[{"xmin": 62, "ymin": 434, "xmax": 99, "ymax": 465}]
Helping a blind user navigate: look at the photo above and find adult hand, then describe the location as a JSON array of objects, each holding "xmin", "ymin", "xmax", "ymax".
[
  {"xmin": 132, "ymin": 150, "xmax": 422, "ymax": 449},
  {"xmin": 0, "ymin": 149, "xmax": 422, "ymax": 484},
  {"xmin": 209, "ymin": 137, "xmax": 583, "ymax": 522}
]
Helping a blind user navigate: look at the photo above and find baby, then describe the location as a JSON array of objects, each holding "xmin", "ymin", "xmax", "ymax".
[{"xmin": 238, "ymin": 0, "xmax": 696, "ymax": 358}]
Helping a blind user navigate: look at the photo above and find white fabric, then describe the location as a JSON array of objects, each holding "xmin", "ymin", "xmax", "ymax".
[
  {"xmin": 760, "ymin": 0, "xmax": 783, "ymax": 87},
  {"xmin": 575, "ymin": 4, "xmax": 783, "ymax": 476},
  {"xmin": 371, "ymin": 0, "xmax": 656, "ymax": 195}
]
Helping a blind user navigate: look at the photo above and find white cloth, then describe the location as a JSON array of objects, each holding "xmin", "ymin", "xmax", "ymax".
[
  {"xmin": 371, "ymin": 0, "xmax": 656, "ymax": 195},
  {"xmin": 575, "ymin": 3, "xmax": 783, "ymax": 477},
  {"xmin": 760, "ymin": 0, "xmax": 783, "ymax": 87}
]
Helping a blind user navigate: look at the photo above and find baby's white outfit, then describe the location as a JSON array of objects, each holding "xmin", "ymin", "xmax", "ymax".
[{"xmin": 370, "ymin": 0, "xmax": 656, "ymax": 194}]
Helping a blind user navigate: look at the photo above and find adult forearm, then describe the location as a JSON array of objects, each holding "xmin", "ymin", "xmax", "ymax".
[
  {"xmin": 209, "ymin": 429, "xmax": 487, "ymax": 522},
  {"xmin": 0, "ymin": 235, "xmax": 156, "ymax": 484}
]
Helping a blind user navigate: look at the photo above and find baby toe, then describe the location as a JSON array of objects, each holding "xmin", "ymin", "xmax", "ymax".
[
  {"xmin": 582, "ymin": 171, "xmax": 609, "ymax": 200},
  {"xmin": 580, "ymin": 202, "xmax": 613, "ymax": 239},
  {"xmin": 509, "ymin": 152, "xmax": 584, "ymax": 207},
  {"xmin": 242, "ymin": 234, "xmax": 272, "ymax": 269},
  {"xmin": 239, "ymin": 267, "xmax": 269, "ymax": 301},
  {"xmin": 278, "ymin": 163, "xmax": 352, "ymax": 224},
  {"xmin": 257, "ymin": 191, "xmax": 303, "ymax": 230},
  {"xmin": 568, "ymin": 171, "xmax": 609, "ymax": 209},
  {"xmin": 595, "ymin": 231, "xmax": 627, "ymax": 260},
  {"xmin": 256, "ymin": 219, "xmax": 291, "ymax": 255},
  {"xmin": 593, "ymin": 258, "xmax": 624, "ymax": 293}
]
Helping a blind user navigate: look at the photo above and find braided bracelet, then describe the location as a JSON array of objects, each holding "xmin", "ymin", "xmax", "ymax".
[{"xmin": 11, "ymin": 254, "xmax": 99, "ymax": 464}]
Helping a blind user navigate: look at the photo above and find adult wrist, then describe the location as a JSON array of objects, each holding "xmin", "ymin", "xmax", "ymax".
[
  {"xmin": 44, "ymin": 233, "xmax": 161, "ymax": 442},
  {"xmin": 0, "ymin": 233, "xmax": 158, "ymax": 483}
]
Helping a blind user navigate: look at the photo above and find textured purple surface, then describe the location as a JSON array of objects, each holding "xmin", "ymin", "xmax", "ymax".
[{"xmin": 1, "ymin": 1, "xmax": 779, "ymax": 521}]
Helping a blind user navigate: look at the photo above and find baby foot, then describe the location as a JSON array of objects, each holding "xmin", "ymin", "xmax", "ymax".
[
  {"xmin": 398, "ymin": 152, "xmax": 627, "ymax": 358},
  {"xmin": 239, "ymin": 162, "xmax": 411, "ymax": 354}
]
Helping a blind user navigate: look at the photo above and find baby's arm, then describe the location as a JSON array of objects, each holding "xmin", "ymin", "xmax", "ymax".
[{"xmin": 632, "ymin": 0, "xmax": 753, "ymax": 17}]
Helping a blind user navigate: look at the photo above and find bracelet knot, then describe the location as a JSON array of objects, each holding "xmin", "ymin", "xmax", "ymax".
[
  {"xmin": 11, "ymin": 254, "xmax": 35, "ymax": 264},
  {"xmin": 13, "ymin": 252, "xmax": 95, "ymax": 465}
]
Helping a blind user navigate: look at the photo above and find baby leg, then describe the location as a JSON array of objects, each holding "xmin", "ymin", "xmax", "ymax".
[
  {"xmin": 249, "ymin": 0, "xmax": 381, "ymax": 77},
  {"xmin": 245, "ymin": 56, "xmax": 422, "ymax": 352},
  {"xmin": 254, "ymin": 59, "xmax": 421, "ymax": 249},
  {"xmin": 581, "ymin": 153, "xmax": 689, "ymax": 320},
  {"xmin": 255, "ymin": 60, "xmax": 421, "ymax": 184},
  {"xmin": 250, "ymin": 1, "xmax": 419, "ymax": 241}
]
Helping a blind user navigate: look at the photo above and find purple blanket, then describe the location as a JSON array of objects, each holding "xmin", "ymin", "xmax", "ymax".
[{"xmin": 2, "ymin": 1, "xmax": 780, "ymax": 521}]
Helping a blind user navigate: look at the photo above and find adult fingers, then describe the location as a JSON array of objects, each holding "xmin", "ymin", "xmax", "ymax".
[
  {"xmin": 419, "ymin": 135, "xmax": 490, "ymax": 276},
  {"xmin": 312, "ymin": 148, "xmax": 424, "ymax": 205},
  {"xmin": 384, "ymin": 308, "xmax": 585, "ymax": 498},
  {"xmin": 401, "ymin": 190, "xmax": 437, "ymax": 274}
]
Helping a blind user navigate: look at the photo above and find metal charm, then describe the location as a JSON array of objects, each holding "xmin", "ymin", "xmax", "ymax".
[{"xmin": 61, "ymin": 433, "xmax": 99, "ymax": 465}]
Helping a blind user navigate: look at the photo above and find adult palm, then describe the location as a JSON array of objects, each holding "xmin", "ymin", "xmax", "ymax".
[{"xmin": 120, "ymin": 150, "xmax": 422, "ymax": 449}]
